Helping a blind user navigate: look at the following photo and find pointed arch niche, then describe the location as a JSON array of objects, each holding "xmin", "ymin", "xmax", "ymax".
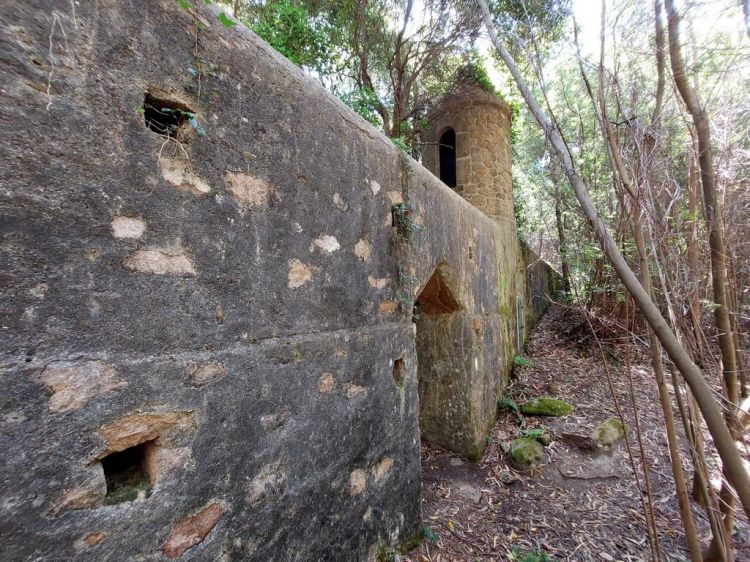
[{"xmin": 413, "ymin": 262, "xmax": 469, "ymax": 453}]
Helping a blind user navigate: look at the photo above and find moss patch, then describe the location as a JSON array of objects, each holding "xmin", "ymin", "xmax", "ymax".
[
  {"xmin": 398, "ymin": 525, "xmax": 425, "ymax": 553},
  {"xmin": 376, "ymin": 524, "xmax": 426, "ymax": 560},
  {"xmin": 592, "ymin": 417, "xmax": 627, "ymax": 447},
  {"xmin": 520, "ymin": 397, "xmax": 574, "ymax": 417},
  {"xmin": 536, "ymin": 432, "xmax": 552, "ymax": 446},
  {"xmin": 508, "ymin": 437, "xmax": 545, "ymax": 470},
  {"xmin": 466, "ymin": 441, "xmax": 486, "ymax": 462},
  {"xmin": 102, "ymin": 472, "xmax": 150, "ymax": 505}
]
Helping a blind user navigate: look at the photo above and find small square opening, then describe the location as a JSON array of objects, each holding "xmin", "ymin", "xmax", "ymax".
[
  {"xmin": 393, "ymin": 357, "xmax": 406, "ymax": 388},
  {"xmin": 143, "ymin": 92, "xmax": 194, "ymax": 139},
  {"xmin": 101, "ymin": 442, "xmax": 154, "ymax": 505}
]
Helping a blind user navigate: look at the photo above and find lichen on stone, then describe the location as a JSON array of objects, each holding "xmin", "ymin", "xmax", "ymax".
[
  {"xmin": 592, "ymin": 417, "xmax": 627, "ymax": 447},
  {"xmin": 508, "ymin": 437, "xmax": 545, "ymax": 470},
  {"xmin": 520, "ymin": 397, "xmax": 574, "ymax": 417}
]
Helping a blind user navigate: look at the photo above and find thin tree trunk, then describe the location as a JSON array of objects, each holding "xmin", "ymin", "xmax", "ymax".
[
  {"xmin": 635, "ymin": 207, "xmax": 703, "ymax": 561},
  {"xmin": 664, "ymin": 0, "xmax": 739, "ymax": 421},
  {"xmin": 687, "ymin": 148, "xmax": 705, "ymax": 364},
  {"xmin": 727, "ymin": 254, "xmax": 746, "ymax": 398},
  {"xmin": 685, "ymin": 140, "xmax": 714, "ymax": 509},
  {"xmin": 591, "ymin": 2, "xmax": 701, "ymax": 555},
  {"xmin": 478, "ymin": 0, "xmax": 750, "ymax": 520},
  {"xmin": 652, "ymin": 235, "xmax": 729, "ymax": 561},
  {"xmin": 664, "ymin": 3, "xmax": 742, "ymax": 558},
  {"xmin": 554, "ymin": 182, "xmax": 572, "ymax": 294}
]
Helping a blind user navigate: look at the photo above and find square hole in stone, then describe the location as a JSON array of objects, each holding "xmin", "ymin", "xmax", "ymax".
[
  {"xmin": 101, "ymin": 441, "xmax": 154, "ymax": 505},
  {"xmin": 143, "ymin": 92, "xmax": 194, "ymax": 138}
]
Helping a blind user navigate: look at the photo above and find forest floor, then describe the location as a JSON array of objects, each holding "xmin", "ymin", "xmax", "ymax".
[{"xmin": 404, "ymin": 305, "xmax": 750, "ymax": 562}]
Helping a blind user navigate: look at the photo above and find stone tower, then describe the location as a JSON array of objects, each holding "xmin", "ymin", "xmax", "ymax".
[{"xmin": 422, "ymin": 78, "xmax": 514, "ymax": 223}]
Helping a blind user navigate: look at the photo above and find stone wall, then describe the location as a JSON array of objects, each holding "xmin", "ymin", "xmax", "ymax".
[
  {"xmin": 0, "ymin": 1, "xmax": 556, "ymax": 559},
  {"xmin": 525, "ymin": 247, "xmax": 562, "ymax": 328}
]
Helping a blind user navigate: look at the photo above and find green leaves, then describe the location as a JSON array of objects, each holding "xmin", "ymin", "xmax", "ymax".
[
  {"xmin": 249, "ymin": 0, "xmax": 335, "ymax": 72},
  {"xmin": 391, "ymin": 137, "xmax": 409, "ymax": 152},
  {"xmin": 521, "ymin": 428, "xmax": 545, "ymax": 438},
  {"xmin": 340, "ymin": 87, "xmax": 382, "ymax": 127},
  {"xmin": 423, "ymin": 525, "xmax": 440, "ymax": 545},
  {"xmin": 498, "ymin": 395, "xmax": 520, "ymax": 413},
  {"xmin": 513, "ymin": 355, "xmax": 532, "ymax": 367},
  {"xmin": 498, "ymin": 394, "xmax": 524, "ymax": 425},
  {"xmin": 173, "ymin": 1, "xmax": 237, "ymax": 29},
  {"xmin": 217, "ymin": 11, "xmax": 237, "ymax": 28}
]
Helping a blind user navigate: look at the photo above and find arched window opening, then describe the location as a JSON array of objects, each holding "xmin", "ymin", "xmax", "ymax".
[{"xmin": 439, "ymin": 128, "xmax": 457, "ymax": 188}]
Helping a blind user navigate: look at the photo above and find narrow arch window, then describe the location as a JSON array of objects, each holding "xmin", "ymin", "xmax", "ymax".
[{"xmin": 439, "ymin": 128, "xmax": 457, "ymax": 188}]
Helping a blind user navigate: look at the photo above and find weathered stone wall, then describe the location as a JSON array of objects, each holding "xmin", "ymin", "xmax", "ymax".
[
  {"xmin": 525, "ymin": 247, "xmax": 562, "ymax": 328},
  {"xmin": 417, "ymin": 84, "xmax": 533, "ymax": 458},
  {"xmin": 400, "ymin": 159, "xmax": 530, "ymax": 459},
  {"xmin": 0, "ymin": 1, "xmax": 556, "ymax": 560}
]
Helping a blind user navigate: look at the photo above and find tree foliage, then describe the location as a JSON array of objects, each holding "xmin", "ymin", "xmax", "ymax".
[
  {"xmin": 231, "ymin": 0, "xmax": 566, "ymax": 150},
  {"xmin": 250, "ymin": 0, "xmax": 338, "ymax": 71}
]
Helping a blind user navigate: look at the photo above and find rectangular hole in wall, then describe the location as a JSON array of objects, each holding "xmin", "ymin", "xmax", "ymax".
[
  {"xmin": 143, "ymin": 92, "xmax": 194, "ymax": 139},
  {"xmin": 393, "ymin": 357, "xmax": 406, "ymax": 388},
  {"xmin": 101, "ymin": 441, "xmax": 155, "ymax": 505}
]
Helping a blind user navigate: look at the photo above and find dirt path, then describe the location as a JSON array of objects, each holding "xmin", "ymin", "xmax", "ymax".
[{"xmin": 405, "ymin": 305, "xmax": 750, "ymax": 562}]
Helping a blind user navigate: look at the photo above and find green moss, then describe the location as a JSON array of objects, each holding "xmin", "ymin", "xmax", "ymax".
[
  {"xmin": 520, "ymin": 397, "xmax": 574, "ymax": 417},
  {"xmin": 102, "ymin": 473, "xmax": 151, "ymax": 505},
  {"xmin": 398, "ymin": 525, "xmax": 425, "ymax": 553},
  {"xmin": 536, "ymin": 432, "xmax": 552, "ymax": 446},
  {"xmin": 522, "ymin": 427, "xmax": 551, "ymax": 446},
  {"xmin": 375, "ymin": 525, "xmax": 426, "ymax": 561},
  {"xmin": 509, "ymin": 437, "xmax": 545, "ymax": 470},
  {"xmin": 592, "ymin": 417, "xmax": 627, "ymax": 447},
  {"xmin": 466, "ymin": 442, "xmax": 485, "ymax": 462},
  {"xmin": 376, "ymin": 545, "xmax": 396, "ymax": 562}
]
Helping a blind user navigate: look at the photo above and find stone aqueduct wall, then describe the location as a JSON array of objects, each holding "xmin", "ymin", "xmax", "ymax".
[{"xmin": 0, "ymin": 1, "xmax": 558, "ymax": 560}]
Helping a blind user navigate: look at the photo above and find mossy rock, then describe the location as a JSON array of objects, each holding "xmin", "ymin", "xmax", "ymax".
[
  {"xmin": 520, "ymin": 397, "xmax": 574, "ymax": 417},
  {"xmin": 536, "ymin": 432, "xmax": 552, "ymax": 446},
  {"xmin": 592, "ymin": 417, "xmax": 627, "ymax": 447},
  {"xmin": 521, "ymin": 428, "xmax": 552, "ymax": 446},
  {"xmin": 508, "ymin": 437, "xmax": 545, "ymax": 470}
]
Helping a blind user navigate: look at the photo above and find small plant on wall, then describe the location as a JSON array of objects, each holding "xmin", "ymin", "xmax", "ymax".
[{"xmin": 391, "ymin": 202, "xmax": 422, "ymax": 241}]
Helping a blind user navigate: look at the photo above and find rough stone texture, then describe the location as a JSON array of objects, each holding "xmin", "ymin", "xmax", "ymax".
[
  {"xmin": 160, "ymin": 157, "xmax": 212, "ymax": 195},
  {"xmin": 185, "ymin": 360, "xmax": 226, "ymax": 387},
  {"xmin": 524, "ymin": 245, "xmax": 562, "ymax": 326},
  {"xmin": 111, "ymin": 216, "xmax": 147, "ymax": 239},
  {"xmin": 225, "ymin": 171, "xmax": 275, "ymax": 210},
  {"xmin": 122, "ymin": 249, "xmax": 197, "ymax": 276},
  {"xmin": 40, "ymin": 360, "xmax": 125, "ymax": 413},
  {"xmin": 0, "ymin": 1, "xmax": 557, "ymax": 559},
  {"xmin": 161, "ymin": 502, "xmax": 224, "ymax": 558},
  {"xmin": 417, "ymin": 83, "xmax": 560, "ymax": 458}
]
